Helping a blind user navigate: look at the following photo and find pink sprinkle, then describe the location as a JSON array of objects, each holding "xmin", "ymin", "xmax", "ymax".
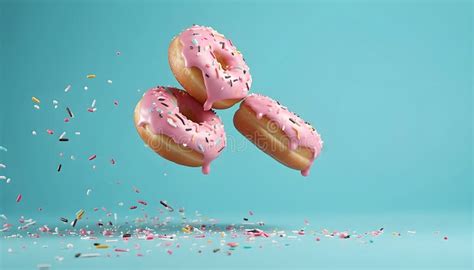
[
  {"xmin": 138, "ymin": 200, "xmax": 147, "ymax": 206},
  {"xmin": 64, "ymin": 118, "xmax": 70, "ymax": 122},
  {"xmin": 194, "ymin": 234, "xmax": 205, "ymax": 238},
  {"xmin": 87, "ymin": 108, "xmax": 94, "ymax": 112},
  {"xmin": 167, "ymin": 250, "xmax": 173, "ymax": 255},
  {"xmin": 249, "ymin": 210, "xmax": 254, "ymax": 216},
  {"xmin": 298, "ymin": 230, "xmax": 305, "ymax": 235},
  {"xmin": 136, "ymin": 253, "xmax": 143, "ymax": 257},
  {"xmin": 444, "ymin": 236, "xmax": 448, "ymax": 240},
  {"xmin": 130, "ymin": 206, "xmax": 137, "ymax": 210},
  {"xmin": 110, "ymin": 159, "xmax": 116, "ymax": 165},
  {"xmin": 113, "ymin": 100, "xmax": 119, "ymax": 106},
  {"xmin": 146, "ymin": 234, "xmax": 154, "ymax": 240},
  {"xmin": 114, "ymin": 248, "xmax": 128, "ymax": 252},
  {"xmin": 227, "ymin": 242, "xmax": 239, "ymax": 248},
  {"xmin": 88, "ymin": 154, "xmax": 97, "ymax": 161},
  {"xmin": 46, "ymin": 129, "xmax": 54, "ymax": 135},
  {"xmin": 16, "ymin": 194, "xmax": 22, "ymax": 203}
]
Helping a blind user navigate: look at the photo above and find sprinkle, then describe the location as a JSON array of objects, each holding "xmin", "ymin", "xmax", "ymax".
[
  {"xmin": 16, "ymin": 194, "xmax": 22, "ymax": 203},
  {"xmin": 66, "ymin": 107, "xmax": 74, "ymax": 118},
  {"xmin": 167, "ymin": 250, "xmax": 173, "ymax": 255},
  {"xmin": 160, "ymin": 200, "xmax": 174, "ymax": 212},
  {"xmin": 167, "ymin": 118, "xmax": 177, "ymax": 128},
  {"xmin": 88, "ymin": 154, "xmax": 97, "ymax": 161},
  {"xmin": 86, "ymin": 189, "xmax": 92, "ymax": 196},
  {"xmin": 77, "ymin": 253, "xmax": 100, "ymax": 258},
  {"xmin": 91, "ymin": 99, "xmax": 96, "ymax": 108},
  {"xmin": 137, "ymin": 200, "xmax": 147, "ymax": 206},
  {"xmin": 86, "ymin": 74, "xmax": 96, "ymax": 79},
  {"xmin": 32, "ymin": 97, "xmax": 41, "ymax": 104},
  {"xmin": 59, "ymin": 138, "xmax": 69, "ymax": 142},
  {"xmin": 192, "ymin": 39, "xmax": 198, "ymax": 45},
  {"xmin": 130, "ymin": 206, "xmax": 137, "ymax": 210},
  {"xmin": 175, "ymin": 114, "xmax": 186, "ymax": 125},
  {"xmin": 185, "ymin": 128, "xmax": 192, "ymax": 131},
  {"xmin": 57, "ymin": 164, "xmax": 62, "ymax": 172},
  {"xmin": 197, "ymin": 144, "xmax": 204, "ymax": 153},
  {"xmin": 60, "ymin": 217, "xmax": 68, "ymax": 223},
  {"xmin": 0, "ymin": 176, "xmax": 6, "ymax": 180},
  {"xmin": 0, "ymin": 164, "xmax": 5, "ymax": 169},
  {"xmin": 64, "ymin": 84, "xmax": 71, "ymax": 92},
  {"xmin": 227, "ymin": 242, "xmax": 239, "ymax": 248},
  {"xmin": 71, "ymin": 219, "xmax": 78, "ymax": 227},
  {"xmin": 75, "ymin": 209, "xmax": 85, "ymax": 220},
  {"xmin": 84, "ymin": 86, "xmax": 88, "ymax": 91},
  {"xmin": 0, "ymin": 146, "xmax": 7, "ymax": 152},
  {"xmin": 107, "ymin": 80, "xmax": 113, "ymax": 84},
  {"xmin": 114, "ymin": 248, "xmax": 129, "ymax": 253},
  {"xmin": 213, "ymin": 248, "xmax": 220, "ymax": 253},
  {"xmin": 34, "ymin": 104, "xmax": 40, "ymax": 110},
  {"xmin": 95, "ymin": 244, "xmax": 109, "ymax": 249},
  {"xmin": 32, "ymin": 130, "xmax": 37, "ymax": 135},
  {"xmin": 160, "ymin": 102, "xmax": 169, "ymax": 107},
  {"xmin": 443, "ymin": 236, "xmax": 448, "ymax": 240},
  {"xmin": 110, "ymin": 159, "xmax": 116, "ymax": 165}
]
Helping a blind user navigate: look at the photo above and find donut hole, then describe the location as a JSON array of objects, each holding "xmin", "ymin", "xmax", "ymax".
[
  {"xmin": 174, "ymin": 93, "xmax": 208, "ymax": 124},
  {"xmin": 179, "ymin": 106, "xmax": 201, "ymax": 123},
  {"xmin": 213, "ymin": 51, "xmax": 232, "ymax": 70}
]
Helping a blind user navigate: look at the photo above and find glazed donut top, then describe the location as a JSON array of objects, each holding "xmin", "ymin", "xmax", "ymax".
[
  {"xmin": 137, "ymin": 87, "xmax": 226, "ymax": 174},
  {"xmin": 243, "ymin": 94, "xmax": 323, "ymax": 176},
  {"xmin": 179, "ymin": 25, "xmax": 252, "ymax": 110}
]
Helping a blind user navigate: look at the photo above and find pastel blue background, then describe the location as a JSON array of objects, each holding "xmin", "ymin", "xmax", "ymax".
[{"xmin": 0, "ymin": 0, "xmax": 472, "ymax": 269}]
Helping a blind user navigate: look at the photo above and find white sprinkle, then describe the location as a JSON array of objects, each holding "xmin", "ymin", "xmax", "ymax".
[
  {"xmin": 0, "ymin": 146, "xmax": 7, "ymax": 152},
  {"xmin": 32, "ymin": 130, "xmax": 37, "ymax": 135},
  {"xmin": 59, "ymin": 132, "xmax": 66, "ymax": 139},
  {"xmin": 114, "ymin": 213, "xmax": 117, "ymax": 221},
  {"xmin": 91, "ymin": 99, "xmax": 96, "ymax": 108},
  {"xmin": 107, "ymin": 80, "xmax": 113, "ymax": 84},
  {"xmin": 52, "ymin": 100, "xmax": 58, "ymax": 105},
  {"xmin": 70, "ymin": 155, "xmax": 75, "ymax": 160},
  {"xmin": 167, "ymin": 118, "xmax": 177, "ymax": 128},
  {"xmin": 84, "ymin": 86, "xmax": 88, "ymax": 91},
  {"xmin": 66, "ymin": 243, "xmax": 74, "ymax": 249},
  {"xmin": 75, "ymin": 131, "xmax": 81, "ymax": 135},
  {"xmin": 197, "ymin": 144, "xmax": 204, "ymax": 153},
  {"xmin": 0, "ymin": 164, "xmax": 6, "ymax": 169},
  {"xmin": 0, "ymin": 214, "xmax": 7, "ymax": 220},
  {"xmin": 6, "ymin": 178, "xmax": 11, "ymax": 184},
  {"xmin": 34, "ymin": 104, "xmax": 40, "ymax": 110},
  {"xmin": 64, "ymin": 85, "xmax": 71, "ymax": 92},
  {"xmin": 86, "ymin": 189, "xmax": 92, "ymax": 196},
  {"xmin": 79, "ymin": 253, "xmax": 101, "ymax": 258},
  {"xmin": 0, "ymin": 176, "xmax": 6, "ymax": 180}
]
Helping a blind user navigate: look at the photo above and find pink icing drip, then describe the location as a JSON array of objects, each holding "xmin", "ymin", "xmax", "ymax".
[
  {"xmin": 243, "ymin": 94, "xmax": 323, "ymax": 176},
  {"xmin": 178, "ymin": 25, "xmax": 252, "ymax": 110},
  {"xmin": 138, "ymin": 87, "xmax": 226, "ymax": 174}
]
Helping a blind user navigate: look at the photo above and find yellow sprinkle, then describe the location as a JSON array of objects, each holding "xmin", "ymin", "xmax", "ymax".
[
  {"xmin": 32, "ymin": 97, "xmax": 41, "ymax": 104},
  {"xmin": 95, "ymin": 245, "xmax": 109, "ymax": 249},
  {"xmin": 86, "ymin": 74, "xmax": 96, "ymax": 79},
  {"xmin": 75, "ymin": 209, "xmax": 85, "ymax": 220}
]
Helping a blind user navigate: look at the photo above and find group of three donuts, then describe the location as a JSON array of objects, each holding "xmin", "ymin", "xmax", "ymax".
[{"xmin": 134, "ymin": 25, "xmax": 323, "ymax": 176}]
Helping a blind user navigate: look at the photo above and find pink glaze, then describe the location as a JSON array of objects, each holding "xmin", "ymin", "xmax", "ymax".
[
  {"xmin": 242, "ymin": 94, "xmax": 323, "ymax": 176},
  {"xmin": 178, "ymin": 25, "xmax": 252, "ymax": 110},
  {"xmin": 137, "ymin": 86, "xmax": 226, "ymax": 174}
]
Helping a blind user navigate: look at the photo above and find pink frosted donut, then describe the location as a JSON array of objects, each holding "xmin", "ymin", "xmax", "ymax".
[
  {"xmin": 169, "ymin": 25, "xmax": 252, "ymax": 111},
  {"xmin": 134, "ymin": 86, "xmax": 226, "ymax": 174},
  {"xmin": 234, "ymin": 94, "xmax": 323, "ymax": 176}
]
